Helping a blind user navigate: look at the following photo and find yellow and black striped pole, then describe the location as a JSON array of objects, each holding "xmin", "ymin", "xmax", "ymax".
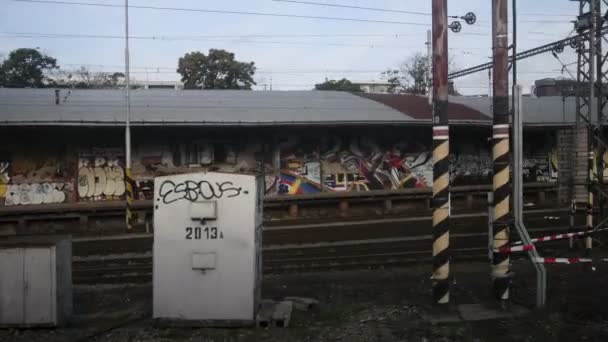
[
  {"xmin": 431, "ymin": 0, "xmax": 450, "ymax": 304},
  {"xmin": 492, "ymin": 0, "xmax": 511, "ymax": 301},
  {"xmin": 125, "ymin": 167, "xmax": 135, "ymax": 229}
]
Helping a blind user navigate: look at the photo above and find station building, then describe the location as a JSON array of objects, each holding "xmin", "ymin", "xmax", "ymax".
[{"xmin": 0, "ymin": 88, "xmax": 576, "ymax": 208}]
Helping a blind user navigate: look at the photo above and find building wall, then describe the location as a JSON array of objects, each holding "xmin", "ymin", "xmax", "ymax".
[
  {"xmin": 358, "ymin": 84, "xmax": 390, "ymax": 94},
  {"xmin": 0, "ymin": 126, "xmax": 559, "ymax": 206}
]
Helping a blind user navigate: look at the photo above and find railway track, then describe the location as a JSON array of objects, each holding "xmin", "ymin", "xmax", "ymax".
[
  {"xmin": 71, "ymin": 206, "xmax": 578, "ymax": 284},
  {"xmin": 0, "ymin": 183, "xmax": 573, "ymax": 284}
]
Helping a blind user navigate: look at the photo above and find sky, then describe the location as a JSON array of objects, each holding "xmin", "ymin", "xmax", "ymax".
[{"xmin": 0, "ymin": 0, "xmax": 583, "ymax": 94}]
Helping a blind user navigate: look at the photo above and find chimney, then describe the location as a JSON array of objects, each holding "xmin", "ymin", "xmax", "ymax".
[{"xmin": 55, "ymin": 89, "xmax": 60, "ymax": 105}]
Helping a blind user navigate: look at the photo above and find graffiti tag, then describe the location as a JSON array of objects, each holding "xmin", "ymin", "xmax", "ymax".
[{"xmin": 158, "ymin": 180, "xmax": 242, "ymax": 204}]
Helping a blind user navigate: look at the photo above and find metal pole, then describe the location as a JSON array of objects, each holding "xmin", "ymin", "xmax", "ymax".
[
  {"xmin": 594, "ymin": 0, "xmax": 605, "ymax": 238},
  {"xmin": 124, "ymin": 0, "xmax": 134, "ymax": 229},
  {"xmin": 569, "ymin": 199, "xmax": 576, "ymax": 249},
  {"xmin": 491, "ymin": 0, "xmax": 511, "ymax": 302},
  {"xmin": 512, "ymin": 0, "xmax": 517, "ymax": 91},
  {"xmin": 587, "ymin": 0, "xmax": 598, "ymax": 256},
  {"xmin": 431, "ymin": 0, "xmax": 450, "ymax": 305},
  {"xmin": 427, "ymin": 29, "xmax": 433, "ymax": 105},
  {"xmin": 513, "ymin": 84, "xmax": 546, "ymax": 308}
]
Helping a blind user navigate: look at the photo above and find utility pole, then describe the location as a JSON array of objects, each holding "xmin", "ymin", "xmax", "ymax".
[
  {"xmin": 491, "ymin": 0, "xmax": 511, "ymax": 302},
  {"xmin": 586, "ymin": 0, "xmax": 598, "ymax": 257},
  {"xmin": 124, "ymin": 0, "xmax": 134, "ymax": 230},
  {"xmin": 431, "ymin": 0, "xmax": 450, "ymax": 305},
  {"xmin": 574, "ymin": 0, "xmax": 606, "ymax": 258},
  {"xmin": 427, "ymin": 29, "xmax": 433, "ymax": 105}
]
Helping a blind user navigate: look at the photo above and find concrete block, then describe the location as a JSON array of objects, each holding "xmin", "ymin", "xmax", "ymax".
[
  {"xmin": 256, "ymin": 300, "xmax": 275, "ymax": 328},
  {"xmin": 284, "ymin": 296, "xmax": 319, "ymax": 311},
  {"xmin": 272, "ymin": 301, "xmax": 293, "ymax": 328}
]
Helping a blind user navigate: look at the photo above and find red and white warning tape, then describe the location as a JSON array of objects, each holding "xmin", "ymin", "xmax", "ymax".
[
  {"xmin": 532, "ymin": 257, "xmax": 593, "ymax": 264},
  {"xmin": 495, "ymin": 244, "xmax": 535, "ymax": 254},
  {"xmin": 512, "ymin": 227, "xmax": 608, "ymax": 246}
]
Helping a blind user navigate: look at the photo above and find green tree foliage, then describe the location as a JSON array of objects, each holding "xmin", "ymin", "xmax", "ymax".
[
  {"xmin": 314, "ymin": 78, "xmax": 362, "ymax": 92},
  {"xmin": 0, "ymin": 48, "xmax": 58, "ymax": 88},
  {"xmin": 382, "ymin": 53, "xmax": 459, "ymax": 95},
  {"xmin": 177, "ymin": 49, "xmax": 256, "ymax": 90}
]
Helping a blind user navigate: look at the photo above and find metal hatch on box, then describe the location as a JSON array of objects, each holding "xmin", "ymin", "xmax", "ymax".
[{"xmin": 153, "ymin": 172, "xmax": 263, "ymax": 326}]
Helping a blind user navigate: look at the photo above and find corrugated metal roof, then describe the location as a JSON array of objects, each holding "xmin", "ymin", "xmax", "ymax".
[
  {"xmin": 0, "ymin": 88, "xmax": 582, "ymax": 127},
  {"xmin": 356, "ymin": 93, "xmax": 491, "ymax": 122},
  {"xmin": 0, "ymin": 88, "xmax": 416, "ymax": 126},
  {"xmin": 449, "ymin": 96, "xmax": 580, "ymax": 126}
]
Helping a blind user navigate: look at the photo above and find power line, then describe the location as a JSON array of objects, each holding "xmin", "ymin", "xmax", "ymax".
[
  {"xmin": 0, "ymin": 32, "xmax": 452, "ymax": 39},
  {"xmin": 0, "ymin": 32, "xmax": 489, "ymax": 49},
  {"xmin": 272, "ymin": 0, "xmax": 575, "ymax": 22},
  {"xmin": 272, "ymin": 0, "xmax": 435, "ymax": 17},
  {"xmin": 8, "ymin": 0, "xmax": 430, "ymax": 26}
]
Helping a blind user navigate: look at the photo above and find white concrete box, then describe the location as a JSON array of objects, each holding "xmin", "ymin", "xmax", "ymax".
[
  {"xmin": 153, "ymin": 172, "xmax": 263, "ymax": 325},
  {"xmin": 0, "ymin": 235, "xmax": 73, "ymax": 327}
]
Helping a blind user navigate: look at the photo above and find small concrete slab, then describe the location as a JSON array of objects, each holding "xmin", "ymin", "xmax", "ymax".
[
  {"xmin": 272, "ymin": 301, "xmax": 293, "ymax": 328},
  {"xmin": 457, "ymin": 303, "xmax": 529, "ymax": 322},
  {"xmin": 284, "ymin": 296, "xmax": 319, "ymax": 312},
  {"xmin": 256, "ymin": 300, "xmax": 275, "ymax": 328}
]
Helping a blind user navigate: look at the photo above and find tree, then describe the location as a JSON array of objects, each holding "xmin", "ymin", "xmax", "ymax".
[
  {"xmin": 0, "ymin": 48, "xmax": 58, "ymax": 88},
  {"xmin": 177, "ymin": 49, "xmax": 256, "ymax": 90},
  {"xmin": 48, "ymin": 67, "xmax": 125, "ymax": 89},
  {"xmin": 382, "ymin": 53, "xmax": 459, "ymax": 95},
  {"xmin": 314, "ymin": 78, "xmax": 362, "ymax": 92}
]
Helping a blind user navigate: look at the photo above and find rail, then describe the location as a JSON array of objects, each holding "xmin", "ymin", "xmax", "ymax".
[{"xmin": 0, "ymin": 182, "xmax": 556, "ymax": 217}]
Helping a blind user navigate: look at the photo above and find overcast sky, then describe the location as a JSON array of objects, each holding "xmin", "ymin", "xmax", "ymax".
[{"xmin": 0, "ymin": 0, "xmax": 582, "ymax": 94}]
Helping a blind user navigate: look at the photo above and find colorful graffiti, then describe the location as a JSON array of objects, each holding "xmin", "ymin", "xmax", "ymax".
[
  {"xmin": 0, "ymin": 161, "xmax": 9, "ymax": 200},
  {"xmin": 3, "ymin": 182, "xmax": 73, "ymax": 206},
  {"xmin": 450, "ymin": 153, "xmax": 492, "ymax": 184},
  {"xmin": 278, "ymin": 170, "xmax": 323, "ymax": 195},
  {"xmin": 78, "ymin": 150, "xmax": 125, "ymax": 201},
  {"xmin": 277, "ymin": 137, "xmax": 433, "ymax": 194}
]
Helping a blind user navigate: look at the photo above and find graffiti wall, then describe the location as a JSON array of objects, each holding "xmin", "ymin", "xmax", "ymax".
[
  {"xmin": 0, "ymin": 127, "xmax": 561, "ymax": 205},
  {"xmin": 130, "ymin": 137, "xmax": 272, "ymax": 199},
  {"xmin": 77, "ymin": 149, "xmax": 125, "ymax": 201},
  {"xmin": 276, "ymin": 133, "xmax": 557, "ymax": 195},
  {"xmin": 278, "ymin": 135, "xmax": 434, "ymax": 194},
  {"xmin": 0, "ymin": 149, "xmax": 77, "ymax": 206},
  {"xmin": 4, "ymin": 183, "xmax": 74, "ymax": 206},
  {"xmin": 0, "ymin": 159, "xmax": 8, "ymax": 202}
]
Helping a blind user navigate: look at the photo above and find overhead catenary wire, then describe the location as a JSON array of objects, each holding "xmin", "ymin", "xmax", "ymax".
[
  {"xmin": 272, "ymin": 0, "xmax": 441, "ymax": 17},
  {"xmin": 272, "ymin": 0, "xmax": 575, "ymax": 23},
  {"xmin": 0, "ymin": 35, "xmax": 488, "ymax": 50},
  {"xmin": 8, "ymin": 0, "xmax": 430, "ymax": 26},
  {"xmin": 8, "ymin": 0, "xmax": 577, "ymax": 26}
]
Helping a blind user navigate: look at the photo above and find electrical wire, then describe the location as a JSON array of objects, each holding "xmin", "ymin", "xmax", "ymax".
[
  {"xmin": 272, "ymin": 0, "xmax": 575, "ymax": 22},
  {"xmin": 272, "ymin": 0, "xmax": 438, "ymax": 17},
  {"xmin": 8, "ymin": 0, "xmax": 431, "ymax": 26},
  {"xmin": 0, "ymin": 32, "xmax": 471, "ymax": 39},
  {"xmin": 0, "ymin": 32, "xmax": 490, "ymax": 50}
]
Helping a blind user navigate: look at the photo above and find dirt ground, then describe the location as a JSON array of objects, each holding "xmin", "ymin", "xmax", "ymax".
[{"xmin": 3, "ymin": 255, "xmax": 608, "ymax": 342}]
